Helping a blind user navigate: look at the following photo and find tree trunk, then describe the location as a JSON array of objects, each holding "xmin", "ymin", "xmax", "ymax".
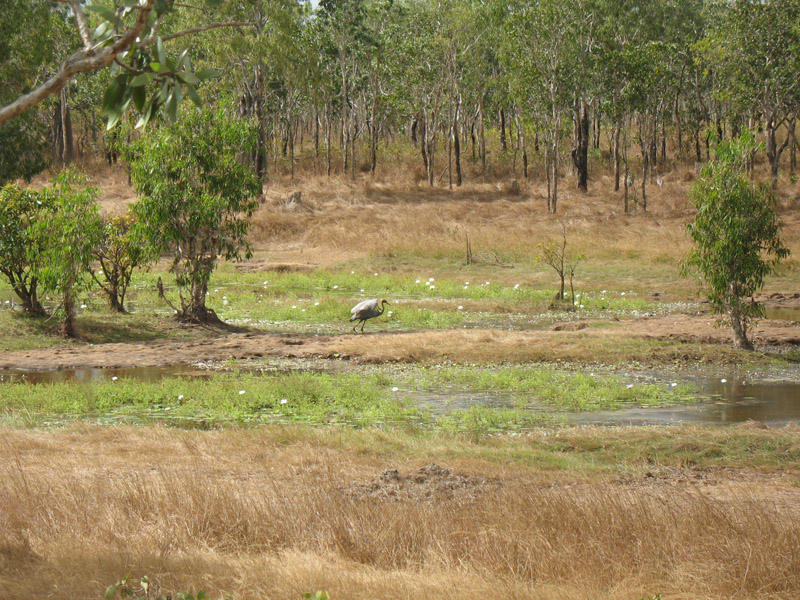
[
  {"xmin": 4, "ymin": 271, "xmax": 46, "ymax": 315},
  {"xmin": 613, "ymin": 121, "xmax": 621, "ymax": 192},
  {"xmin": 572, "ymin": 98, "xmax": 589, "ymax": 192},
  {"xmin": 499, "ymin": 107, "xmax": 507, "ymax": 152},
  {"xmin": 52, "ymin": 87, "xmax": 74, "ymax": 165},
  {"xmin": 325, "ymin": 109, "xmax": 332, "ymax": 177},
  {"xmin": 453, "ymin": 97, "xmax": 462, "ymax": 187},
  {"xmin": 420, "ymin": 117, "xmax": 428, "ymax": 180},
  {"xmin": 515, "ymin": 106, "xmax": 527, "ymax": 179},
  {"xmin": 766, "ymin": 115, "xmax": 790, "ymax": 188},
  {"xmin": 730, "ymin": 304, "xmax": 753, "ymax": 350},
  {"xmin": 479, "ymin": 96, "xmax": 486, "ymax": 171}
]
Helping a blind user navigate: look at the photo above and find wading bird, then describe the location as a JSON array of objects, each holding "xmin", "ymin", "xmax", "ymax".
[{"xmin": 350, "ymin": 298, "xmax": 390, "ymax": 333}]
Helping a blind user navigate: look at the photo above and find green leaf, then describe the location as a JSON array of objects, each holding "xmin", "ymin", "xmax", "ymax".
[
  {"xmin": 92, "ymin": 20, "xmax": 110, "ymax": 41},
  {"xmin": 177, "ymin": 71, "xmax": 200, "ymax": 85},
  {"xmin": 129, "ymin": 73, "xmax": 152, "ymax": 87},
  {"xmin": 185, "ymin": 84, "xmax": 203, "ymax": 108},
  {"xmin": 104, "ymin": 584, "xmax": 117, "ymax": 600},
  {"xmin": 156, "ymin": 37, "xmax": 166, "ymax": 66},
  {"xmin": 135, "ymin": 99, "xmax": 155, "ymax": 129},
  {"xmin": 86, "ymin": 4, "xmax": 117, "ymax": 22},
  {"xmin": 150, "ymin": 62, "xmax": 162, "ymax": 73},
  {"xmin": 132, "ymin": 85, "xmax": 147, "ymax": 112},
  {"xmin": 176, "ymin": 48, "xmax": 190, "ymax": 70},
  {"xmin": 165, "ymin": 93, "xmax": 178, "ymax": 123}
]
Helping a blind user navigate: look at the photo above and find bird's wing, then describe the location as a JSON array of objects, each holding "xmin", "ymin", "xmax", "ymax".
[{"xmin": 351, "ymin": 299, "xmax": 376, "ymax": 314}]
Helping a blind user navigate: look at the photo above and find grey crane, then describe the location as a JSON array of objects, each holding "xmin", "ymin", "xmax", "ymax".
[{"xmin": 349, "ymin": 298, "xmax": 389, "ymax": 333}]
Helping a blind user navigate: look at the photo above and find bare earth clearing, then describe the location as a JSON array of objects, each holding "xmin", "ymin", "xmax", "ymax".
[{"xmin": 2, "ymin": 307, "xmax": 799, "ymax": 369}]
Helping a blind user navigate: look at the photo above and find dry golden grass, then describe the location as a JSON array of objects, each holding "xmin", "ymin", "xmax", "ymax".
[
  {"xmin": 330, "ymin": 327, "xmax": 753, "ymax": 364},
  {"xmin": 2, "ymin": 426, "xmax": 800, "ymax": 600},
  {"xmin": 248, "ymin": 163, "xmax": 800, "ymax": 286}
]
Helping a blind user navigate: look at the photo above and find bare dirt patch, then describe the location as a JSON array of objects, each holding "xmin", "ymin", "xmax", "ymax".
[
  {"xmin": 349, "ymin": 463, "xmax": 503, "ymax": 503},
  {"xmin": 0, "ymin": 310, "xmax": 796, "ymax": 370}
]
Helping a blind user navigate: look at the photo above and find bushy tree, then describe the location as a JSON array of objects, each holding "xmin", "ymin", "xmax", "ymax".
[
  {"xmin": 35, "ymin": 171, "xmax": 104, "ymax": 338},
  {"xmin": 0, "ymin": 184, "xmax": 52, "ymax": 314},
  {"xmin": 126, "ymin": 109, "xmax": 261, "ymax": 323},
  {"xmin": 92, "ymin": 213, "xmax": 154, "ymax": 313},
  {"xmin": 684, "ymin": 132, "xmax": 789, "ymax": 350}
]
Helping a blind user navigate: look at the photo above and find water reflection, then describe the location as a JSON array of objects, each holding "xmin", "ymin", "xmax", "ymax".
[
  {"xmin": 763, "ymin": 307, "xmax": 800, "ymax": 322},
  {"xmin": 572, "ymin": 378, "xmax": 800, "ymax": 427},
  {"xmin": 0, "ymin": 365, "xmax": 205, "ymax": 384}
]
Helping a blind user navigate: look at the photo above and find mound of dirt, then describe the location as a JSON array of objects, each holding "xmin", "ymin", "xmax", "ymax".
[{"xmin": 349, "ymin": 463, "xmax": 502, "ymax": 503}]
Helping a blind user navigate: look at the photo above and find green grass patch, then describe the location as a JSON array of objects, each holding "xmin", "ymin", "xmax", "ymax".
[
  {"xmin": 0, "ymin": 363, "xmax": 695, "ymax": 432},
  {"xmin": 401, "ymin": 365, "xmax": 694, "ymax": 411}
]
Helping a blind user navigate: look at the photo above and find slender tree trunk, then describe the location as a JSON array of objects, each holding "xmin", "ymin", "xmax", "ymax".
[
  {"xmin": 766, "ymin": 114, "xmax": 790, "ymax": 188},
  {"xmin": 60, "ymin": 275, "xmax": 77, "ymax": 339},
  {"xmin": 623, "ymin": 127, "xmax": 630, "ymax": 214},
  {"xmin": 694, "ymin": 125, "xmax": 702, "ymax": 163},
  {"xmin": 572, "ymin": 97, "xmax": 589, "ymax": 192},
  {"xmin": 289, "ymin": 116, "xmax": 295, "ymax": 180},
  {"xmin": 499, "ymin": 107, "xmax": 507, "ymax": 152},
  {"xmin": 325, "ymin": 108, "xmax": 332, "ymax": 177},
  {"xmin": 470, "ymin": 118, "xmax": 476, "ymax": 160},
  {"xmin": 52, "ymin": 87, "xmax": 74, "ymax": 165},
  {"xmin": 420, "ymin": 116, "xmax": 428, "ymax": 180},
  {"xmin": 613, "ymin": 121, "xmax": 621, "ymax": 192},
  {"xmin": 453, "ymin": 96, "xmax": 462, "ymax": 186},
  {"xmin": 515, "ymin": 106, "xmax": 527, "ymax": 179},
  {"xmin": 479, "ymin": 96, "xmax": 486, "ymax": 172}
]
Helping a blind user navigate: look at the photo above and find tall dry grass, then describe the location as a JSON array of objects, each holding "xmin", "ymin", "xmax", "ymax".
[{"xmin": 2, "ymin": 426, "xmax": 799, "ymax": 599}]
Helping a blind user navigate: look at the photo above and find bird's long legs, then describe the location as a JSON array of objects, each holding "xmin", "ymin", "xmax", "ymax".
[{"xmin": 352, "ymin": 320, "xmax": 366, "ymax": 334}]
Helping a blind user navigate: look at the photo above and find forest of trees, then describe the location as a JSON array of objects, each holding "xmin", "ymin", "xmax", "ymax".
[{"xmin": 2, "ymin": 0, "xmax": 799, "ymax": 214}]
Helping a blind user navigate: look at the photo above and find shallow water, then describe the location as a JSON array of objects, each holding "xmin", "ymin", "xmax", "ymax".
[
  {"xmin": 571, "ymin": 378, "xmax": 800, "ymax": 427},
  {"xmin": 1, "ymin": 364, "xmax": 798, "ymax": 427},
  {"xmin": 0, "ymin": 365, "xmax": 204, "ymax": 384},
  {"xmin": 764, "ymin": 306, "xmax": 800, "ymax": 322}
]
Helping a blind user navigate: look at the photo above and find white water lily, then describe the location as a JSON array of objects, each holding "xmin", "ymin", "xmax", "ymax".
[
  {"xmin": 239, "ymin": 390, "xmax": 246, "ymax": 395},
  {"xmin": 457, "ymin": 305, "xmax": 463, "ymax": 310},
  {"xmin": 280, "ymin": 398, "xmax": 288, "ymax": 405},
  {"xmin": 392, "ymin": 387, "xmax": 399, "ymax": 391}
]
